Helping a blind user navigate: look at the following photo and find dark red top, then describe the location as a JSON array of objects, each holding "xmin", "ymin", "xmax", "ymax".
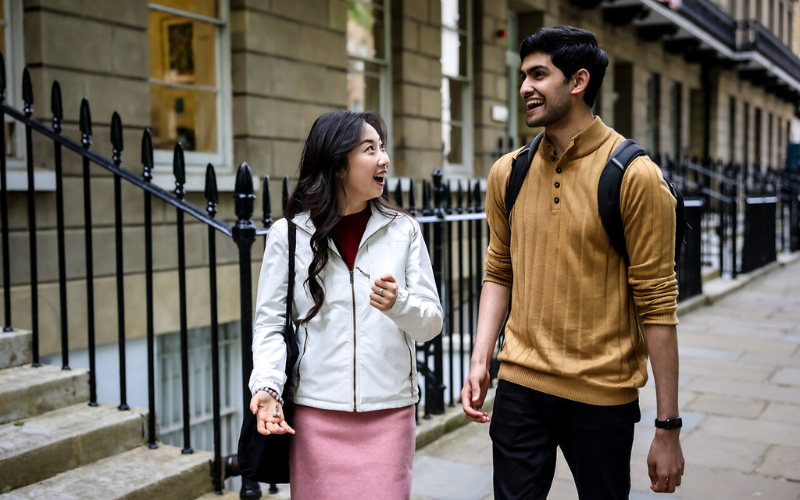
[{"xmin": 331, "ymin": 206, "xmax": 371, "ymax": 270}]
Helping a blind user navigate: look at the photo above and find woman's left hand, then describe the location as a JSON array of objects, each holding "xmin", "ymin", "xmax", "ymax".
[{"xmin": 370, "ymin": 274, "xmax": 398, "ymax": 311}]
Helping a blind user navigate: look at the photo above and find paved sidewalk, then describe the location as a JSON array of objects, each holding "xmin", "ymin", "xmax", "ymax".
[{"xmin": 411, "ymin": 258, "xmax": 800, "ymax": 500}]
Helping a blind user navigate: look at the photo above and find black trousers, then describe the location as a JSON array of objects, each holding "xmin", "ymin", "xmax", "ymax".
[{"xmin": 489, "ymin": 380, "xmax": 641, "ymax": 500}]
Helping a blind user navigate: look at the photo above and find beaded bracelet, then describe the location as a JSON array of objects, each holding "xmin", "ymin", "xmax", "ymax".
[{"xmin": 255, "ymin": 386, "xmax": 284, "ymax": 407}]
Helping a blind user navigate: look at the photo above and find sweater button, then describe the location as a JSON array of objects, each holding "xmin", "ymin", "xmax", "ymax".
[
  {"xmin": 550, "ymin": 155, "xmax": 556, "ymax": 161},
  {"xmin": 554, "ymin": 197, "xmax": 560, "ymax": 204},
  {"xmin": 556, "ymin": 167, "xmax": 562, "ymax": 174},
  {"xmin": 555, "ymin": 182, "xmax": 560, "ymax": 188}
]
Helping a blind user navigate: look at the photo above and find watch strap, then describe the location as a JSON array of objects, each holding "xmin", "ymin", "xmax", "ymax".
[{"xmin": 654, "ymin": 417, "xmax": 682, "ymax": 430}]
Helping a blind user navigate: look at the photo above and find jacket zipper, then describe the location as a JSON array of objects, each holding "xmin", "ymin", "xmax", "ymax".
[
  {"xmin": 350, "ymin": 270, "xmax": 357, "ymax": 411},
  {"xmin": 293, "ymin": 327, "xmax": 309, "ymax": 399},
  {"xmin": 406, "ymin": 339, "xmax": 415, "ymax": 398}
]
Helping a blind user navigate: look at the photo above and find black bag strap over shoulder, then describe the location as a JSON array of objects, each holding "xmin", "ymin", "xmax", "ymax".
[
  {"xmin": 505, "ymin": 131, "xmax": 544, "ymax": 225},
  {"xmin": 285, "ymin": 221, "xmax": 298, "ymax": 374},
  {"xmin": 596, "ymin": 139, "xmax": 647, "ymax": 267}
]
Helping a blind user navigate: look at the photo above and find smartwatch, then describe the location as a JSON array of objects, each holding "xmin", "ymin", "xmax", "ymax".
[{"xmin": 655, "ymin": 417, "xmax": 682, "ymax": 430}]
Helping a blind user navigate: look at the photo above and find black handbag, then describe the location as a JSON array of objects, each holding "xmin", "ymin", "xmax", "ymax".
[{"xmin": 237, "ymin": 221, "xmax": 299, "ymax": 484}]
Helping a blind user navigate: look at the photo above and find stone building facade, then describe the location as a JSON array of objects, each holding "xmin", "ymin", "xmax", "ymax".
[{"xmin": 1, "ymin": 0, "xmax": 799, "ymax": 452}]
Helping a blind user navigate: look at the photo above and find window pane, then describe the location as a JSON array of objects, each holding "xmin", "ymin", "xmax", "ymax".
[
  {"xmin": 347, "ymin": 1, "xmax": 386, "ymax": 60},
  {"xmin": 442, "ymin": 32, "xmax": 467, "ymax": 78},
  {"xmin": 347, "ymin": 59, "xmax": 381, "ymax": 112},
  {"xmin": 149, "ymin": 10, "xmax": 217, "ymax": 87},
  {"xmin": 150, "ymin": 84, "xmax": 217, "ymax": 152},
  {"xmin": 444, "ymin": 78, "xmax": 464, "ymax": 122},
  {"xmin": 4, "ymin": 121, "xmax": 15, "ymax": 158},
  {"xmin": 151, "ymin": 0, "xmax": 218, "ymax": 18},
  {"xmin": 446, "ymin": 124, "xmax": 463, "ymax": 164}
]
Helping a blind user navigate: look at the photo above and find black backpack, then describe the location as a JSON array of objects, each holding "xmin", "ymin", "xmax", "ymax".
[{"xmin": 505, "ymin": 132, "xmax": 688, "ymax": 266}]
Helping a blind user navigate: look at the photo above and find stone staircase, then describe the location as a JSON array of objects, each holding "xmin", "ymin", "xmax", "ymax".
[{"xmin": 0, "ymin": 330, "xmax": 215, "ymax": 499}]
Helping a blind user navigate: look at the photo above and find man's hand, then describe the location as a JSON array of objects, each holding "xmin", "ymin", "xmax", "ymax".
[
  {"xmin": 249, "ymin": 391, "xmax": 295, "ymax": 436},
  {"xmin": 647, "ymin": 429, "xmax": 684, "ymax": 493},
  {"xmin": 461, "ymin": 364, "xmax": 491, "ymax": 423}
]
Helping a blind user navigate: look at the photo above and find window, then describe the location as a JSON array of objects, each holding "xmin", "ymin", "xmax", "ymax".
[
  {"xmin": 346, "ymin": 0, "xmax": 392, "ymax": 150},
  {"xmin": 441, "ymin": 0, "xmax": 473, "ymax": 174},
  {"xmin": 646, "ymin": 73, "xmax": 661, "ymax": 156},
  {"xmin": 148, "ymin": 0, "xmax": 232, "ymax": 173},
  {"xmin": 2, "ymin": 0, "xmax": 24, "ymax": 165},
  {"xmin": 670, "ymin": 82, "xmax": 683, "ymax": 159},
  {"xmin": 157, "ymin": 322, "xmax": 241, "ymax": 465},
  {"xmin": 728, "ymin": 96, "xmax": 736, "ymax": 162}
]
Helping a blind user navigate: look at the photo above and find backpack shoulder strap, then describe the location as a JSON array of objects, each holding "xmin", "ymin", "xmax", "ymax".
[
  {"xmin": 597, "ymin": 139, "xmax": 647, "ymax": 267},
  {"xmin": 506, "ymin": 131, "xmax": 544, "ymax": 225}
]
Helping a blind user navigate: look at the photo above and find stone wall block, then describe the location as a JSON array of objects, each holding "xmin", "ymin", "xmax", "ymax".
[
  {"xmin": 81, "ymin": 0, "xmax": 148, "ymax": 29},
  {"xmin": 271, "ymin": 0, "xmax": 329, "ymax": 28},
  {"xmin": 404, "ymin": 0, "xmax": 430, "ymax": 22},
  {"xmin": 39, "ymin": 12, "xmax": 115, "ymax": 74},
  {"xmin": 419, "ymin": 24, "xmax": 441, "ymax": 58},
  {"xmin": 393, "ymin": 83, "xmax": 420, "ymax": 116},
  {"xmin": 23, "ymin": 9, "xmax": 44, "ymax": 65},
  {"xmin": 395, "ymin": 19, "xmax": 420, "ymax": 52},
  {"xmin": 429, "ymin": 0, "xmax": 442, "ymax": 26},
  {"xmin": 328, "ymin": 0, "xmax": 348, "ymax": 33},
  {"xmin": 299, "ymin": 25, "xmax": 348, "ymax": 69},
  {"xmin": 392, "ymin": 149, "xmax": 442, "ymax": 179},
  {"xmin": 22, "ymin": 0, "xmax": 82, "ymax": 14},
  {"xmin": 476, "ymin": 43, "xmax": 505, "ymax": 74},
  {"xmin": 418, "ymin": 87, "xmax": 442, "ymax": 119},
  {"xmin": 110, "ymin": 27, "xmax": 149, "ymax": 80}
]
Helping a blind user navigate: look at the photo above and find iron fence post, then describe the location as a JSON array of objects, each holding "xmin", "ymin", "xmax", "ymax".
[
  {"xmin": 0, "ymin": 53, "xmax": 11, "ymax": 332},
  {"xmin": 232, "ymin": 163, "xmax": 261, "ymax": 500},
  {"xmin": 428, "ymin": 169, "xmax": 445, "ymax": 416}
]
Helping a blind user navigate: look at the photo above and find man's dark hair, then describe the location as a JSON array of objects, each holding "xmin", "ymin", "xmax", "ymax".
[{"xmin": 519, "ymin": 26, "xmax": 608, "ymax": 108}]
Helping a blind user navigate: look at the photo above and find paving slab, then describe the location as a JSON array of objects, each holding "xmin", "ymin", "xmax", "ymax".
[
  {"xmin": 678, "ymin": 432, "xmax": 769, "ymax": 473},
  {"xmin": 0, "ymin": 403, "xmax": 147, "ymax": 491},
  {"xmin": 758, "ymin": 445, "xmax": 800, "ymax": 481},
  {"xmin": 411, "ymin": 455, "xmax": 492, "ymax": 500},
  {"xmin": 684, "ymin": 394, "xmax": 767, "ymax": 419},
  {"xmin": 769, "ymin": 367, "xmax": 800, "ymax": 386},
  {"xmin": 678, "ymin": 357, "xmax": 773, "ymax": 383},
  {"xmin": 683, "ymin": 376, "xmax": 800, "ymax": 405},
  {"xmin": 760, "ymin": 402, "xmax": 800, "ymax": 423},
  {"xmin": 0, "ymin": 364, "xmax": 89, "ymax": 424},
  {"xmin": 699, "ymin": 415, "xmax": 800, "ymax": 447}
]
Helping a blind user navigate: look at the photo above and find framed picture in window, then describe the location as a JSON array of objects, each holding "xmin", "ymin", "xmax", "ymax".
[{"xmin": 161, "ymin": 18, "xmax": 195, "ymax": 84}]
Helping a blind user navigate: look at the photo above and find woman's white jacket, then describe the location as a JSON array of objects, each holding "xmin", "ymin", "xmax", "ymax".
[{"xmin": 249, "ymin": 206, "xmax": 444, "ymax": 412}]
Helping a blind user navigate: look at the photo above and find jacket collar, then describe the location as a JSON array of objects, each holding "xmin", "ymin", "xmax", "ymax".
[{"xmin": 292, "ymin": 201, "xmax": 400, "ymax": 254}]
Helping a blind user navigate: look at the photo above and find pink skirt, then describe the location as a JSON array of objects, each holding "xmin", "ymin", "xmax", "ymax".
[{"xmin": 289, "ymin": 404, "xmax": 416, "ymax": 500}]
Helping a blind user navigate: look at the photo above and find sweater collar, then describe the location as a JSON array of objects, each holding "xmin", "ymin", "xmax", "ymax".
[{"xmin": 540, "ymin": 116, "xmax": 613, "ymax": 161}]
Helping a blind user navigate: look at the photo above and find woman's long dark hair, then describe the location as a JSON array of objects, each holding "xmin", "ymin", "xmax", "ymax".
[{"xmin": 285, "ymin": 110, "xmax": 400, "ymax": 324}]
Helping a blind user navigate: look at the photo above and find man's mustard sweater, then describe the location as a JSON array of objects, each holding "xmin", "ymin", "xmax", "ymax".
[{"xmin": 484, "ymin": 117, "xmax": 679, "ymax": 406}]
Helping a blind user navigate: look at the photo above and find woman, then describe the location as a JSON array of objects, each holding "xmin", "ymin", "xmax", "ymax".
[{"xmin": 248, "ymin": 110, "xmax": 443, "ymax": 500}]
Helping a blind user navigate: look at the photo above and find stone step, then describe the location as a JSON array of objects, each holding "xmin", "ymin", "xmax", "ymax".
[
  {"xmin": 0, "ymin": 403, "xmax": 148, "ymax": 492},
  {"xmin": 0, "ymin": 364, "xmax": 89, "ymax": 425},
  {"xmin": 1, "ymin": 445, "xmax": 214, "ymax": 500},
  {"xmin": 0, "ymin": 330, "xmax": 32, "ymax": 369}
]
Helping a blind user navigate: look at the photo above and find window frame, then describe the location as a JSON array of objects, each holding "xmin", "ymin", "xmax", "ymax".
[
  {"xmin": 441, "ymin": 0, "xmax": 473, "ymax": 178},
  {"xmin": 147, "ymin": 0, "xmax": 234, "ymax": 182},
  {"xmin": 3, "ymin": 0, "xmax": 26, "ymax": 170},
  {"xmin": 346, "ymin": 0, "xmax": 393, "ymax": 160}
]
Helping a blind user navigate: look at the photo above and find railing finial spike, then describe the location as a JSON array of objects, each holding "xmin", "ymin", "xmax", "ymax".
[
  {"xmin": 173, "ymin": 142, "xmax": 186, "ymax": 200},
  {"xmin": 141, "ymin": 129, "xmax": 153, "ymax": 181},
  {"xmin": 111, "ymin": 111, "xmax": 123, "ymax": 164},
  {"xmin": 234, "ymin": 162, "xmax": 256, "ymax": 223},
  {"xmin": 79, "ymin": 98, "xmax": 93, "ymax": 140},
  {"xmin": 205, "ymin": 163, "xmax": 218, "ymax": 217},
  {"xmin": 393, "ymin": 177, "xmax": 403, "ymax": 207},
  {"xmin": 51, "ymin": 81, "xmax": 63, "ymax": 133},
  {"xmin": 282, "ymin": 176, "xmax": 290, "ymax": 214},
  {"xmin": 22, "ymin": 67, "xmax": 33, "ymax": 116},
  {"xmin": 261, "ymin": 175, "xmax": 272, "ymax": 227}
]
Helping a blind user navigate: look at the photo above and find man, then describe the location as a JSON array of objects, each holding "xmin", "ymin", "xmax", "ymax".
[{"xmin": 461, "ymin": 26, "xmax": 685, "ymax": 499}]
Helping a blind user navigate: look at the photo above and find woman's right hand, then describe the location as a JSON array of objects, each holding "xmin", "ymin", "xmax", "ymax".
[{"xmin": 249, "ymin": 391, "xmax": 296, "ymax": 436}]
